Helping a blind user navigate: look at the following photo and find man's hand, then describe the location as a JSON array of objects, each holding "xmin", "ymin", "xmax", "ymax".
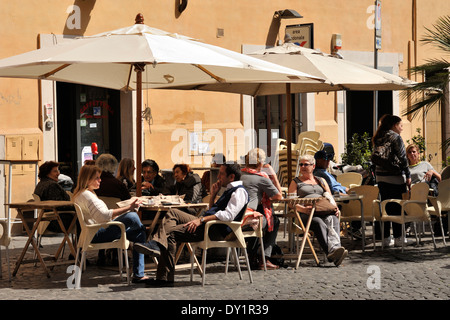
[
  {"xmin": 142, "ymin": 181, "xmax": 154, "ymax": 190},
  {"xmin": 210, "ymin": 180, "xmax": 221, "ymax": 197},
  {"xmin": 184, "ymin": 218, "xmax": 202, "ymax": 233}
]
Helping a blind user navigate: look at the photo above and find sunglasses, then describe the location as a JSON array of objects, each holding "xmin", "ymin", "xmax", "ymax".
[{"xmin": 299, "ymin": 163, "xmax": 313, "ymax": 167}]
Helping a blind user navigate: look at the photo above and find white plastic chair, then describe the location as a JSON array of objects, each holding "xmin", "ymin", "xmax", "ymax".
[
  {"xmin": 339, "ymin": 185, "xmax": 380, "ymax": 250},
  {"xmin": 440, "ymin": 166, "xmax": 450, "ymax": 180},
  {"xmin": 73, "ymin": 203, "xmax": 130, "ymax": 288},
  {"xmin": 226, "ymin": 212, "xmax": 266, "ymax": 272},
  {"xmin": 190, "ymin": 216, "xmax": 253, "ymax": 286},
  {"xmin": 380, "ymin": 183, "xmax": 437, "ymax": 252},
  {"xmin": 336, "ymin": 172, "xmax": 363, "ymax": 189},
  {"xmin": 0, "ymin": 220, "xmax": 11, "ymax": 281},
  {"xmin": 427, "ymin": 179, "xmax": 450, "ymax": 246}
]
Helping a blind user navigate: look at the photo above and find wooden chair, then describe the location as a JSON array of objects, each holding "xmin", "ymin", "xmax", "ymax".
[
  {"xmin": 339, "ymin": 185, "xmax": 380, "ymax": 250},
  {"xmin": 32, "ymin": 194, "xmax": 77, "ymax": 259},
  {"xmin": 380, "ymin": 183, "xmax": 437, "ymax": 252},
  {"xmin": 336, "ymin": 172, "xmax": 363, "ymax": 189},
  {"xmin": 190, "ymin": 213, "xmax": 253, "ymax": 286},
  {"xmin": 73, "ymin": 203, "xmax": 130, "ymax": 288}
]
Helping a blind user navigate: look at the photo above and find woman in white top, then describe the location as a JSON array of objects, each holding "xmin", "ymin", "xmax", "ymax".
[{"xmin": 73, "ymin": 164, "xmax": 161, "ymax": 283}]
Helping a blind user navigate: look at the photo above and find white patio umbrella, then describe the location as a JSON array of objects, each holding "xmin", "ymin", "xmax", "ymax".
[
  {"xmin": 0, "ymin": 15, "xmax": 324, "ymax": 195},
  {"xmin": 159, "ymin": 43, "xmax": 414, "ymax": 182}
]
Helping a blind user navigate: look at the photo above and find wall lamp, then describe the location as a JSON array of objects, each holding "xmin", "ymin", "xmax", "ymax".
[{"xmin": 273, "ymin": 9, "xmax": 303, "ymax": 19}]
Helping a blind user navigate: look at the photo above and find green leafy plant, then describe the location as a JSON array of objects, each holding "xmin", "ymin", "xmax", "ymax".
[{"xmin": 341, "ymin": 132, "xmax": 372, "ymax": 169}]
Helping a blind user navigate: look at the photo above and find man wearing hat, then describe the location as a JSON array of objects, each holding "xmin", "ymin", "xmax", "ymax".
[{"xmin": 313, "ymin": 150, "xmax": 348, "ymax": 195}]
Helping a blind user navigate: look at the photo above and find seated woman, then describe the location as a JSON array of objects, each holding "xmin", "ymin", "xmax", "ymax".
[
  {"xmin": 406, "ymin": 144, "xmax": 441, "ymax": 194},
  {"xmin": 288, "ymin": 154, "xmax": 348, "ymax": 267},
  {"xmin": 33, "ymin": 161, "xmax": 75, "ymax": 233},
  {"xmin": 73, "ymin": 164, "xmax": 161, "ymax": 283},
  {"xmin": 240, "ymin": 148, "xmax": 282, "ymax": 270},
  {"xmin": 169, "ymin": 164, "xmax": 206, "ymax": 204},
  {"xmin": 117, "ymin": 158, "xmax": 136, "ymax": 193},
  {"xmin": 141, "ymin": 159, "xmax": 168, "ymax": 196}
]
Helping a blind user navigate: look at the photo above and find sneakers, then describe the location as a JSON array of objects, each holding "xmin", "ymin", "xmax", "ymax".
[
  {"xmin": 326, "ymin": 247, "xmax": 348, "ymax": 267},
  {"xmin": 134, "ymin": 241, "xmax": 161, "ymax": 257},
  {"xmin": 394, "ymin": 237, "xmax": 415, "ymax": 247},
  {"xmin": 382, "ymin": 236, "xmax": 394, "ymax": 247}
]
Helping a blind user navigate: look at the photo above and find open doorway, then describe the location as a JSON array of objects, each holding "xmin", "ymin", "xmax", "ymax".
[
  {"xmin": 56, "ymin": 82, "xmax": 122, "ymax": 182},
  {"xmin": 346, "ymin": 90, "xmax": 393, "ymax": 139}
]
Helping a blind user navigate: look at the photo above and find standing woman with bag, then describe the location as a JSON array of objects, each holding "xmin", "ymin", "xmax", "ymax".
[
  {"xmin": 371, "ymin": 114, "xmax": 413, "ymax": 247},
  {"xmin": 288, "ymin": 155, "xmax": 348, "ymax": 267}
]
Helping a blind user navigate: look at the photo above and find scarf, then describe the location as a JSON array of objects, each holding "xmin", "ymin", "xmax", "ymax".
[{"xmin": 241, "ymin": 167, "xmax": 274, "ymax": 232}]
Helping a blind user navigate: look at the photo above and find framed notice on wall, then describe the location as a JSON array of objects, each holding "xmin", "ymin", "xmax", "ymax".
[{"xmin": 285, "ymin": 23, "xmax": 314, "ymax": 48}]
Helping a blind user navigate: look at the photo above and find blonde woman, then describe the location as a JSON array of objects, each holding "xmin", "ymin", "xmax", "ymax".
[
  {"xmin": 117, "ymin": 158, "xmax": 136, "ymax": 192},
  {"xmin": 73, "ymin": 164, "xmax": 161, "ymax": 283},
  {"xmin": 288, "ymin": 154, "xmax": 347, "ymax": 267}
]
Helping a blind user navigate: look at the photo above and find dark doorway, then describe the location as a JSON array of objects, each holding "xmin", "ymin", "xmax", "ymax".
[
  {"xmin": 56, "ymin": 82, "xmax": 121, "ymax": 183},
  {"xmin": 346, "ymin": 90, "xmax": 393, "ymax": 139},
  {"xmin": 254, "ymin": 93, "xmax": 302, "ymax": 160}
]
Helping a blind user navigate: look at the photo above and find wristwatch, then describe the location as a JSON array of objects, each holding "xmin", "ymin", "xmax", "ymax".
[{"xmin": 200, "ymin": 217, "xmax": 205, "ymax": 224}]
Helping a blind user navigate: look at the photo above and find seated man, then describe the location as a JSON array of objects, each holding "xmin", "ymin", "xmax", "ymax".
[
  {"xmin": 134, "ymin": 162, "xmax": 249, "ymax": 286},
  {"xmin": 141, "ymin": 159, "xmax": 168, "ymax": 196},
  {"xmin": 95, "ymin": 153, "xmax": 131, "ymax": 201},
  {"xmin": 313, "ymin": 150, "xmax": 361, "ymax": 238},
  {"xmin": 313, "ymin": 150, "xmax": 348, "ymax": 196}
]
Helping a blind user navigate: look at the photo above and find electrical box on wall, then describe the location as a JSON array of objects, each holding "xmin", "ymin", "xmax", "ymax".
[{"xmin": 332, "ymin": 33, "xmax": 342, "ymax": 51}]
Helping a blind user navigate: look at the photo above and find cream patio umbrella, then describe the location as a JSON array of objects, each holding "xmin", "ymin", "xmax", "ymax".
[
  {"xmin": 159, "ymin": 42, "xmax": 414, "ymax": 183},
  {"xmin": 0, "ymin": 15, "xmax": 324, "ymax": 195}
]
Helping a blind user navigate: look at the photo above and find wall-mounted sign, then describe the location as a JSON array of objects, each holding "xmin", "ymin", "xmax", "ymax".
[{"xmin": 285, "ymin": 23, "xmax": 314, "ymax": 48}]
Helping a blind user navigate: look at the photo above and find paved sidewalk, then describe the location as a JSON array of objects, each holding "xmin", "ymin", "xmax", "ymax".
[{"xmin": 1, "ymin": 230, "xmax": 449, "ymax": 304}]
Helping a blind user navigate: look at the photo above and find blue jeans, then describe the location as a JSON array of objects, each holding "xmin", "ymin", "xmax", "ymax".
[{"xmin": 92, "ymin": 212, "xmax": 147, "ymax": 277}]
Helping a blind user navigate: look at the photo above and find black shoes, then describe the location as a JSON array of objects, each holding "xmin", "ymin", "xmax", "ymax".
[
  {"xmin": 145, "ymin": 278, "xmax": 174, "ymax": 287},
  {"xmin": 134, "ymin": 240, "xmax": 161, "ymax": 257}
]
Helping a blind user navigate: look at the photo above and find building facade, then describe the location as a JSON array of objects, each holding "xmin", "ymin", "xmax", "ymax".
[{"xmin": 1, "ymin": 1, "xmax": 449, "ymax": 233}]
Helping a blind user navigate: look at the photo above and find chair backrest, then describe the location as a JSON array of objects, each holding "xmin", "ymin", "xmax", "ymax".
[
  {"xmin": 403, "ymin": 183, "xmax": 429, "ymax": 218},
  {"xmin": 98, "ymin": 196, "xmax": 120, "ymax": 209},
  {"xmin": 441, "ymin": 166, "xmax": 450, "ymax": 180},
  {"xmin": 336, "ymin": 172, "xmax": 363, "ymax": 189},
  {"xmin": 0, "ymin": 220, "xmax": 10, "ymax": 246},
  {"xmin": 293, "ymin": 131, "xmax": 321, "ymax": 150},
  {"xmin": 340, "ymin": 185, "xmax": 379, "ymax": 220},
  {"xmin": 437, "ymin": 179, "xmax": 450, "ymax": 211}
]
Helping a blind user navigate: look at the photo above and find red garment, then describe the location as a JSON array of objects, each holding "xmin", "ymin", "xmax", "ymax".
[{"xmin": 241, "ymin": 167, "xmax": 274, "ymax": 232}]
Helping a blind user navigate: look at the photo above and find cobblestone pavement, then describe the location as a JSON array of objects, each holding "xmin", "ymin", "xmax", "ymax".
[{"xmin": 1, "ymin": 229, "xmax": 449, "ymax": 308}]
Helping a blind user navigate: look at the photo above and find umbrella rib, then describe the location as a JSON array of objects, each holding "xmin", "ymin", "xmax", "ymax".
[
  {"xmin": 194, "ymin": 64, "xmax": 226, "ymax": 83},
  {"xmin": 41, "ymin": 64, "xmax": 71, "ymax": 78}
]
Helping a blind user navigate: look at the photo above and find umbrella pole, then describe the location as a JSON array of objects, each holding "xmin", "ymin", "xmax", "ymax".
[
  {"xmin": 135, "ymin": 63, "xmax": 145, "ymax": 197},
  {"xmin": 286, "ymin": 83, "xmax": 292, "ymax": 185}
]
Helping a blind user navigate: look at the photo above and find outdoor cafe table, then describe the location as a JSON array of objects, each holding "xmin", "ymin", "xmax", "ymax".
[
  {"xmin": 5, "ymin": 200, "xmax": 77, "ymax": 278},
  {"xmin": 333, "ymin": 193, "xmax": 366, "ymax": 251},
  {"xmin": 273, "ymin": 197, "xmax": 322, "ymax": 269}
]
